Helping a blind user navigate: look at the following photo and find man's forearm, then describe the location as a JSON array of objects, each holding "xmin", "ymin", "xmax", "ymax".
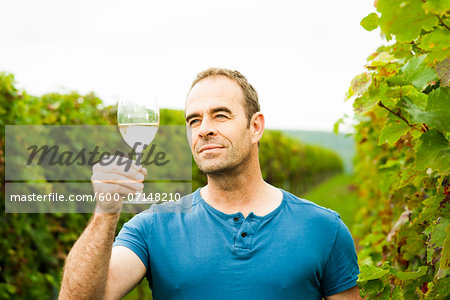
[{"xmin": 59, "ymin": 213, "xmax": 120, "ymax": 299}]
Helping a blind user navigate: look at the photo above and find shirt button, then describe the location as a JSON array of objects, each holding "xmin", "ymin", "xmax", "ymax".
[
  {"xmin": 241, "ymin": 232, "xmax": 247, "ymax": 238},
  {"xmin": 233, "ymin": 217, "xmax": 239, "ymax": 222}
]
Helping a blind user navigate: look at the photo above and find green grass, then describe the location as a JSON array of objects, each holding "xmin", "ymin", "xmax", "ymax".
[{"xmin": 303, "ymin": 173, "xmax": 359, "ymax": 230}]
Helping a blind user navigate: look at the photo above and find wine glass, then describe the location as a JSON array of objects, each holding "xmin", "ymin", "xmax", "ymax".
[{"xmin": 117, "ymin": 92, "xmax": 159, "ymax": 204}]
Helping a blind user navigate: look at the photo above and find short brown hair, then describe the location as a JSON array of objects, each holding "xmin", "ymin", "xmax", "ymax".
[{"xmin": 189, "ymin": 67, "xmax": 260, "ymax": 126}]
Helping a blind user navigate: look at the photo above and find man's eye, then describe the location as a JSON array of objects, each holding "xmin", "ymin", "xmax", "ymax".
[
  {"xmin": 216, "ymin": 114, "xmax": 228, "ymax": 119},
  {"xmin": 189, "ymin": 119, "xmax": 200, "ymax": 126}
]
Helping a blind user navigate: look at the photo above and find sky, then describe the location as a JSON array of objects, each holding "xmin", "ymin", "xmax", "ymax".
[{"xmin": 0, "ymin": 0, "xmax": 386, "ymax": 132}]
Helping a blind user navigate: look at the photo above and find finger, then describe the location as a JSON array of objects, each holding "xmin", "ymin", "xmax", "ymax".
[
  {"xmin": 94, "ymin": 163, "xmax": 144, "ymax": 181},
  {"xmin": 94, "ymin": 182, "xmax": 141, "ymax": 196},
  {"xmin": 92, "ymin": 173, "xmax": 144, "ymax": 191},
  {"xmin": 103, "ymin": 168, "xmax": 145, "ymax": 182},
  {"xmin": 129, "ymin": 158, "xmax": 143, "ymax": 172},
  {"xmin": 92, "ymin": 174, "xmax": 144, "ymax": 190},
  {"xmin": 140, "ymin": 168, "xmax": 148, "ymax": 176}
]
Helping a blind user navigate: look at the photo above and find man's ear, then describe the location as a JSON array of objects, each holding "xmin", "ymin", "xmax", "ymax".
[{"xmin": 250, "ymin": 112, "xmax": 265, "ymax": 145}]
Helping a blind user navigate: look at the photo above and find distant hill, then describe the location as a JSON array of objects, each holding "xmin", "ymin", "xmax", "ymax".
[{"xmin": 282, "ymin": 130, "xmax": 355, "ymax": 173}]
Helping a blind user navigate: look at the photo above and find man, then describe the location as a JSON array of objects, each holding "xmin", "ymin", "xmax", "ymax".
[{"xmin": 60, "ymin": 68, "xmax": 361, "ymax": 299}]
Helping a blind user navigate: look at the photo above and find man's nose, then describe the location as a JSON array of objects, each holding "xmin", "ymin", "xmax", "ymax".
[{"xmin": 198, "ymin": 117, "xmax": 216, "ymax": 138}]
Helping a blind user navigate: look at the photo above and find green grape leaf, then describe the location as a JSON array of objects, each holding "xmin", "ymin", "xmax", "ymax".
[
  {"xmin": 400, "ymin": 56, "xmax": 438, "ymax": 91},
  {"xmin": 419, "ymin": 28, "xmax": 450, "ymax": 63},
  {"xmin": 422, "ymin": 87, "xmax": 450, "ymax": 132},
  {"xmin": 347, "ymin": 73, "xmax": 371, "ymax": 100},
  {"xmin": 358, "ymin": 279, "xmax": 385, "ymax": 295},
  {"xmin": 436, "ymin": 276, "xmax": 450, "ymax": 295},
  {"xmin": 363, "ymin": 81, "xmax": 397, "ymax": 108},
  {"xmin": 353, "ymin": 95, "xmax": 379, "ymax": 114},
  {"xmin": 395, "ymin": 266, "xmax": 427, "ymax": 280},
  {"xmin": 437, "ymin": 224, "xmax": 450, "ymax": 279},
  {"xmin": 402, "ymin": 97, "xmax": 450, "ymax": 133},
  {"xmin": 358, "ymin": 264, "xmax": 390, "ymax": 282},
  {"xmin": 369, "ymin": 52, "xmax": 397, "ymax": 67},
  {"xmin": 426, "ymin": 218, "xmax": 450, "ymax": 267},
  {"xmin": 361, "ymin": 13, "xmax": 379, "ymax": 31},
  {"xmin": 422, "ymin": 0, "xmax": 450, "ymax": 16},
  {"xmin": 412, "ymin": 195, "xmax": 445, "ymax": 228},
  {"xmin": 428, "ymin": 218, "xmax": 449, "ymax": 249},
  {"xmin": 403, "ymin": 234, "xmax": 426, "ymax": 260},
  {"xmin": 377, "ymin": 0, "xmax": 438, "ymax": 42},
  {"xmin": 402, "ymin": 85, "xmax": 428, "ymax": 109},
  {"xmin": 415, "ymin": 129, "xmax": 450, "ymax": 174},
  {"xmin": 378, "ymin": 113, "xmax": 410, "ymax": 145},
  {"xmin": 427, "ymin": 87, "xmax": 450, "ymax": 112},
  {"xmin": 398, "ymin": 167, "xmax": 420, "ymax": 188},
  {"xmin": 387, "ymin": 75, "xmax": 407, "ymax": 86},
  {"xmin": 391, "ymin": 286, "xmax": 404, "ymax": 300},
  {"xmin": 389, "ymin": 41, "xmax": 414, "ymax": 59}
]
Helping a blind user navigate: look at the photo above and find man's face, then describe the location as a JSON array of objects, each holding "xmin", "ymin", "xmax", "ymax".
[{"xmin": 185, "ymin": 76, "xmax": 253, "ymax": 175}]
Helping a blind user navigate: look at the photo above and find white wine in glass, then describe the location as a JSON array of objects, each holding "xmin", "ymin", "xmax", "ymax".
[
  {"xmin": 118, "ymin": 123, "xmax": 159, "ymax": 153},
  {"xmin": 117, "ymin": 92, "xmax": 159, "ymax": 204}
]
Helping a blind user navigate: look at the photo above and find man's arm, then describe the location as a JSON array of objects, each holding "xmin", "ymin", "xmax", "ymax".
[
  {"xmin": 104, "ymin": 246, "xmax": 147, "ymax": 299},
  {"xmin": 59, "ymin": 158, "xmax": 147, "ymax": 299},
  {"xmin": 325, "ymin": 286, "xmax": 361, "ymax": 300},
  {"xmin": 59, "ymin": 213, "xmax": 146, "ymax": 299}
]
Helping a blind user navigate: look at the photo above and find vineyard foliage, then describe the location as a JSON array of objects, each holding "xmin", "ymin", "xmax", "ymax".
[
  {"xmin": 344, "ymin": 0, "xmax": 450, "ymax": 298},
  {"xmin": 0, "ymin": 72, "xmax": 342, "ymax": 299}
]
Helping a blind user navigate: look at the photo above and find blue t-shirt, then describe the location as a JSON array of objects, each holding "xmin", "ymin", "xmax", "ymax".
[{"xmin": 114, "ymin": 188, "xmax": 359, "ymax": 299}]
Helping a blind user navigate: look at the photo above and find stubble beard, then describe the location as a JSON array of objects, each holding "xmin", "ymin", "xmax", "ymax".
[{"xmin": 195, "ymin": 143, "xmax": 252, "ymax": 176}]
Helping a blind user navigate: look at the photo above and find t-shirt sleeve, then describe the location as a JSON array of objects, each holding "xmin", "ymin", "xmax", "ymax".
[
  {"xmin": 321, "ymin": 216, "xmax": 360, "ymax": 296},
  {"xmin": 113, "ymin": 212, "xmax": 152, "ymax": 270}
]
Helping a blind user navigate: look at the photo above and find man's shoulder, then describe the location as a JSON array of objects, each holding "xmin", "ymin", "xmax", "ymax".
[
  {"xmin": 151, "ymin": 191, "xmax": 196, "ymax": 213},
  {"xmin": 279, "ymin": 190, "xmax": 350, "ymax": 251},
  {"xmin": 281, "ymin": 189, "xmax": 341, "ymax": 222}
]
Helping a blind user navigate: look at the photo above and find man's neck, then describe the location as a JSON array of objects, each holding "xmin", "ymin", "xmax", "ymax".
[{"xmin": 200, "ymin": 159, "xmax": 282, "ymax": 218}]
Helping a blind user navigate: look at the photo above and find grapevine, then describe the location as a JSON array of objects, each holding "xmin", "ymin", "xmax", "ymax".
[{"xmin": 344, "ymin": 0, "xmax": 450, "ymax": 298}]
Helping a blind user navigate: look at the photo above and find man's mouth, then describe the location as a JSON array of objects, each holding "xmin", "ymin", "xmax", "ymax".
[{"xmin": 198, "ymin": 144, "xmax": 224, "ymax": 153}]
